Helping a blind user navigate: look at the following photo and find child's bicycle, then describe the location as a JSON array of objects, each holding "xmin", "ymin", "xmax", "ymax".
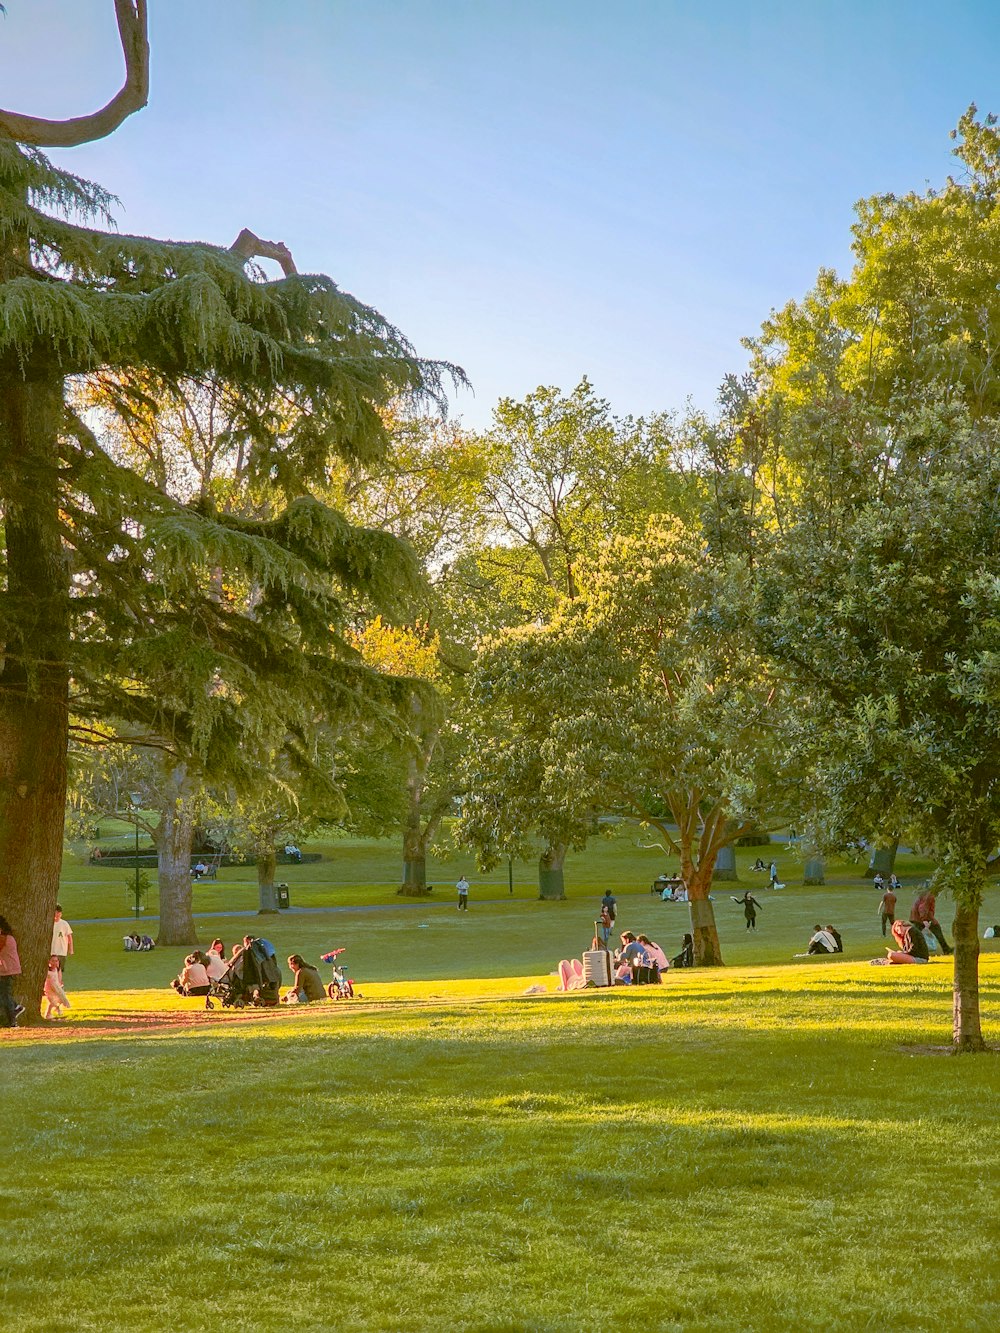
[{"xmin": 320, "ymin": 948, "xmax": 355, "ymax": 1000}]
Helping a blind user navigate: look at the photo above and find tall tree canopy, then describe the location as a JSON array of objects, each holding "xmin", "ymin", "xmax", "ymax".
[{"xmin": 0, "ymin": 21, "xmax": 456, "ymax": 1010}]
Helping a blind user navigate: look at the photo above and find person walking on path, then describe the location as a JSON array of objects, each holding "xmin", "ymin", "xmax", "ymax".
[
  {"xmin": 878, "ymin": 886, "xmax": 897, "ymax": 936},
  {"xmin": 51, "ymin": 905, "xmax": 74, "ymax": 979},
  {"xmin": 601, "ymin": 889, "xmax": 618, "ymax": 926},
  {"xmin": 456, "ymin": 875, "xmax": 470, "ymax": 911},
  {"xmin": 733, "ymin": 892, "xmax": 762, "ymax": 931},
  {"xmin": 910, "ymin": 888, "xmax": 952, "ymax": 954},
  {"xmin": 0, "ymin": 914, "xmax": 24, "ymax": 1027}
]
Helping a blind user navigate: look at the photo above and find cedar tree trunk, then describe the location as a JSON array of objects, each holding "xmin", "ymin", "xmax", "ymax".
[
  {"xmin": 538, "ymin": 841, "xmax": 567, "ymax": 900},
  {"xmin": 0, "ymin": 379, "xmax": 70, "ymax": 1022},
  {"xmin": 952, "ymin": 899, "xmax": 985, "ymax": 1052},
  {"xmin": 154, "ymin": 764, "xmax": 198, "ymax": 946}
]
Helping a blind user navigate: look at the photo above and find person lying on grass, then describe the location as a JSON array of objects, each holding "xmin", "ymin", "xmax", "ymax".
[
  {"xmin": 281, "ymin": 954, "xmax": 326, "ymax": 1004},
  {"xmin": 170, "ymin": 953, "xmax": 211, "ymax": 997}
]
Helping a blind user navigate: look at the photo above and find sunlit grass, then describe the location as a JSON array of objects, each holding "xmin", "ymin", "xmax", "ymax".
[{"xmin": 3, "ymin": 953, "xmax": 999, "ymax": 1331}]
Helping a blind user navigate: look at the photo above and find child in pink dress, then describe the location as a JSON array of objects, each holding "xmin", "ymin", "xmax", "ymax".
[{"xmin": 44, "ymin": 955, "xmax": 71, "ymax": 1019}]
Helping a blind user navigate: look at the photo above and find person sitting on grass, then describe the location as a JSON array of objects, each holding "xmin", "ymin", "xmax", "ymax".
[
  {"xmin": 282, "ymin": 954, "xmax": 326, "ymax": 1004},
  {"xmin": 208, "ymin": 938, "xmax": 225, "ymax": 960},
  {"xmin": 205, "ymin": 949, "xmax": 228, "ymax": 983},
  {"xmin": 794, "ymin": 925, "xmax": 838, "ymax": 957},
  {"xmin": 637, "ymin": 934, "xmax": 668, "ymax": 976},
  {"xmin": 751, "ymin": 858, "xmax": 766, "ymax": 873},
  {"xmin": 825, "ymin": 924, "xmax": 844, "ymax": 953},
  {"xmin": 880, "ymin": 919, "xmax": 930, "ymax": 965},
  {"xmin": 671, "ymin": 933, "xmax": 694, "ymax": 968},
  {"xmin": 171, "ymin": 953, "xmax": 211, "ymax": 997},
  {"xmin": 43, "ymin": 955, "xmax": 71, "ymax": 1020}
]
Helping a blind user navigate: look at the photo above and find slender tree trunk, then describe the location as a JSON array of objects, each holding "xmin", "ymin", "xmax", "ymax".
[
  {"xmin": 538, "ymin": 841, "xmax": 567, "ymax": 900},
  {"xmin": 0, "ymin": 379, "xmax": 70, "ymax": 1022},
  {"xmin": 154, "ymin": 764, "xmax": 198, "ymax": 946},
  {"xmin": 257, "ymin": 842, "xmax": 278, "ymax": 913},
  {"xmin": 952, "ymin": 899, "xmax": 985, "ymax": 1052},
  {"xmin": 399, "ymin": 741, "xmax": 435, "ymax": 895}
]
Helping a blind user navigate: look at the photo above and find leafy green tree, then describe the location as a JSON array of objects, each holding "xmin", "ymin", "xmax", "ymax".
[
  {"xmin": 0, "ymin": 16, "xmax": 452, "ymax": 1009},
  {"xmin": 731, "ymin": 108, "xmax": 1000, "ymax": 1048},
  {"xmin": 756, "ymin": 404, "xmax": 1000, "ymax": 1050},
  {"xmin": 463, "ymin": 521, "xmax": 788, "ymax": 940}
]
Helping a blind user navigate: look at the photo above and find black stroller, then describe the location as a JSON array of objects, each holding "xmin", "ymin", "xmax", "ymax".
[{"xmin": 207, "ymin": 938, "xmax": 282, "ymax": 1010}]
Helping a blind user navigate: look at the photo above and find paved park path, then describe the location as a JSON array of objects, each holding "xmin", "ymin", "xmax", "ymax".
[{"xmin": 75, "ymin": 897, "xmax": 521, "ymax": 925}]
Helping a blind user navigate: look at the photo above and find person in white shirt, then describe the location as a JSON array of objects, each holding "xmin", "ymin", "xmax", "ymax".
[
  {"xmin": 51, "ymin": 905, "xmax": 74, "ymax": 979},
  {"xmin": 456, "ymin": 876, "xmax": 470, "ymax": 911},
  {"xmin": 205, "ymin": 951, "xmax": 228, "ymax": 983},
  {"xmin": 806, "ymin": 925, "xmax": 838, "ymax": 955}
]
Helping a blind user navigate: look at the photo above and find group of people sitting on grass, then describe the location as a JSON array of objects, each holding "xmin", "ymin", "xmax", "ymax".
[
  {"xmin": 170, "ymin": 937, "xmax": 332, "ymax": 1005},
  {"xmin": 123, "ymin": 932, "xmax": 155, "ymax": 951},
  {"xmin": 170, "ymin": 939, "xmax": 231, "ymax": 996},
  {"xmin": 795, "ymin": 924, "xmax": 844, "ymax": 956},
  {"xmin": 558, "ymin": 927, "xmax": 695, "ymax": 991}
]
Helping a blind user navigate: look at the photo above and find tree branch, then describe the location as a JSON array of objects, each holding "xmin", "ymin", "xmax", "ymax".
[
  {"xmin": 230, "ymin": 228, "xmax": 298, "ymax": 277},
  {"xmin": 0, "ymin": 2, "xmax": 149, "ymax": 148}
]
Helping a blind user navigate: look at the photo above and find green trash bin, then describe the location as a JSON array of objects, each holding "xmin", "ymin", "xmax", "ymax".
[{"xmin": 276, "ymin": 883, "xmax": 290, "ymax": 910}]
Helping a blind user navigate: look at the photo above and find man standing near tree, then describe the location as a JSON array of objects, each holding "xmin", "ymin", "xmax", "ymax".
[
  {"xmin": 878, "ymin": 884, "xmax": 897, "ymax": 936},
  {"xmin": 51, "ymin": 906, "xmax": 74, "ymax": 980},
  {"xmin": 910, "ymin": 888, "xmax": 952, "ymax": 955}
]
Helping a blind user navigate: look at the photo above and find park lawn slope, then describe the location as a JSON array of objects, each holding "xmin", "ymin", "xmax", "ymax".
[{"xmin": 2, "ymin": 958, "xmax": 999, "ymax": 1332}]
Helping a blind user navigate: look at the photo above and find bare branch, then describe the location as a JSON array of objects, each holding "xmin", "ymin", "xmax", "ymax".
[
  {"xmin": 230, "ymin": 228, "xmax": 298, "ymax": 277},
  {"xmin": 0, "ymin": 2, "xmax": 149, "ymax": 148}
]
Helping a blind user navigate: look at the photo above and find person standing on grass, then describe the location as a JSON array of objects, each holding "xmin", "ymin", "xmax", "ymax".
[
  {"xmin": 910, "ymin": 888, "xmax": 952, "ymax": 955},
  {"xmin": 43, "ymin": 956, "xmax": 71, "ymax": 1020},
  {"xmin": 0, "ymin": 914, "xmax": 24, "ymax": 1027},
  {"xmin": 769, "ymin": 862, "xmax": 779, "ymax": 889},
  {"xmin": 456, "ymin": 875, "xmax": 470, "ymax": 911},
  {"xmin": 601, "ymin": 889, "xmax": 618, "ymax": 929},
  {"xmin": 733, "ymin": 891, "xmax": 762, "ymax": 931},
  {"xmin": 878, "ymin": 885, "xmax": 897, "ymax": 936},
  {"xmin": 51, "ymin": 904, "xmax": 73, "ymax": 979}
]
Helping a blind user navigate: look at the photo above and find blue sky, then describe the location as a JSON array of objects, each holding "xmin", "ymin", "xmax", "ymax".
[{"xmin": 2, "ymin": 1, "xmax": 998, "ymax": 425}]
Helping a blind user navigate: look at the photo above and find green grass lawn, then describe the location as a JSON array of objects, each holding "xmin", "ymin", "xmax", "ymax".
[
  {"xmin": 2, "ymin": 959, "xmax": 999, "ymax": 1332},
  {"xmin": 59, "ymin": 823, "xmax": 943, "ymax": 920},
  {"xmin": 6, "ymin": 831, "xmax": 999, "ymax": 1331}
]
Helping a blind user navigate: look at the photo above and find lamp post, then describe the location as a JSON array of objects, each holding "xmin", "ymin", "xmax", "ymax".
[{"xmin": 130, "ymin": 792, "xmax": 142, "ymax": 918}]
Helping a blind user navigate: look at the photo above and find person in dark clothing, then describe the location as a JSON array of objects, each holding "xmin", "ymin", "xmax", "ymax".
[
  {"xmin": 825, "ymin": 924, "xmax": 844, "ymax": 953},
  {"xmin": 878, "ymin": 887, "xmax": 897, "ymax": 936},
  {"xmin": 671, "ymin": 933, "xmax": 694, "ymax": 968},
  {"xmin": 890, "ymin": 919, "xmax": 929, "ymax": 961},
  {"xmin": 732, "ymin": 892, "xmax": 762, "ymax": 930}
]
